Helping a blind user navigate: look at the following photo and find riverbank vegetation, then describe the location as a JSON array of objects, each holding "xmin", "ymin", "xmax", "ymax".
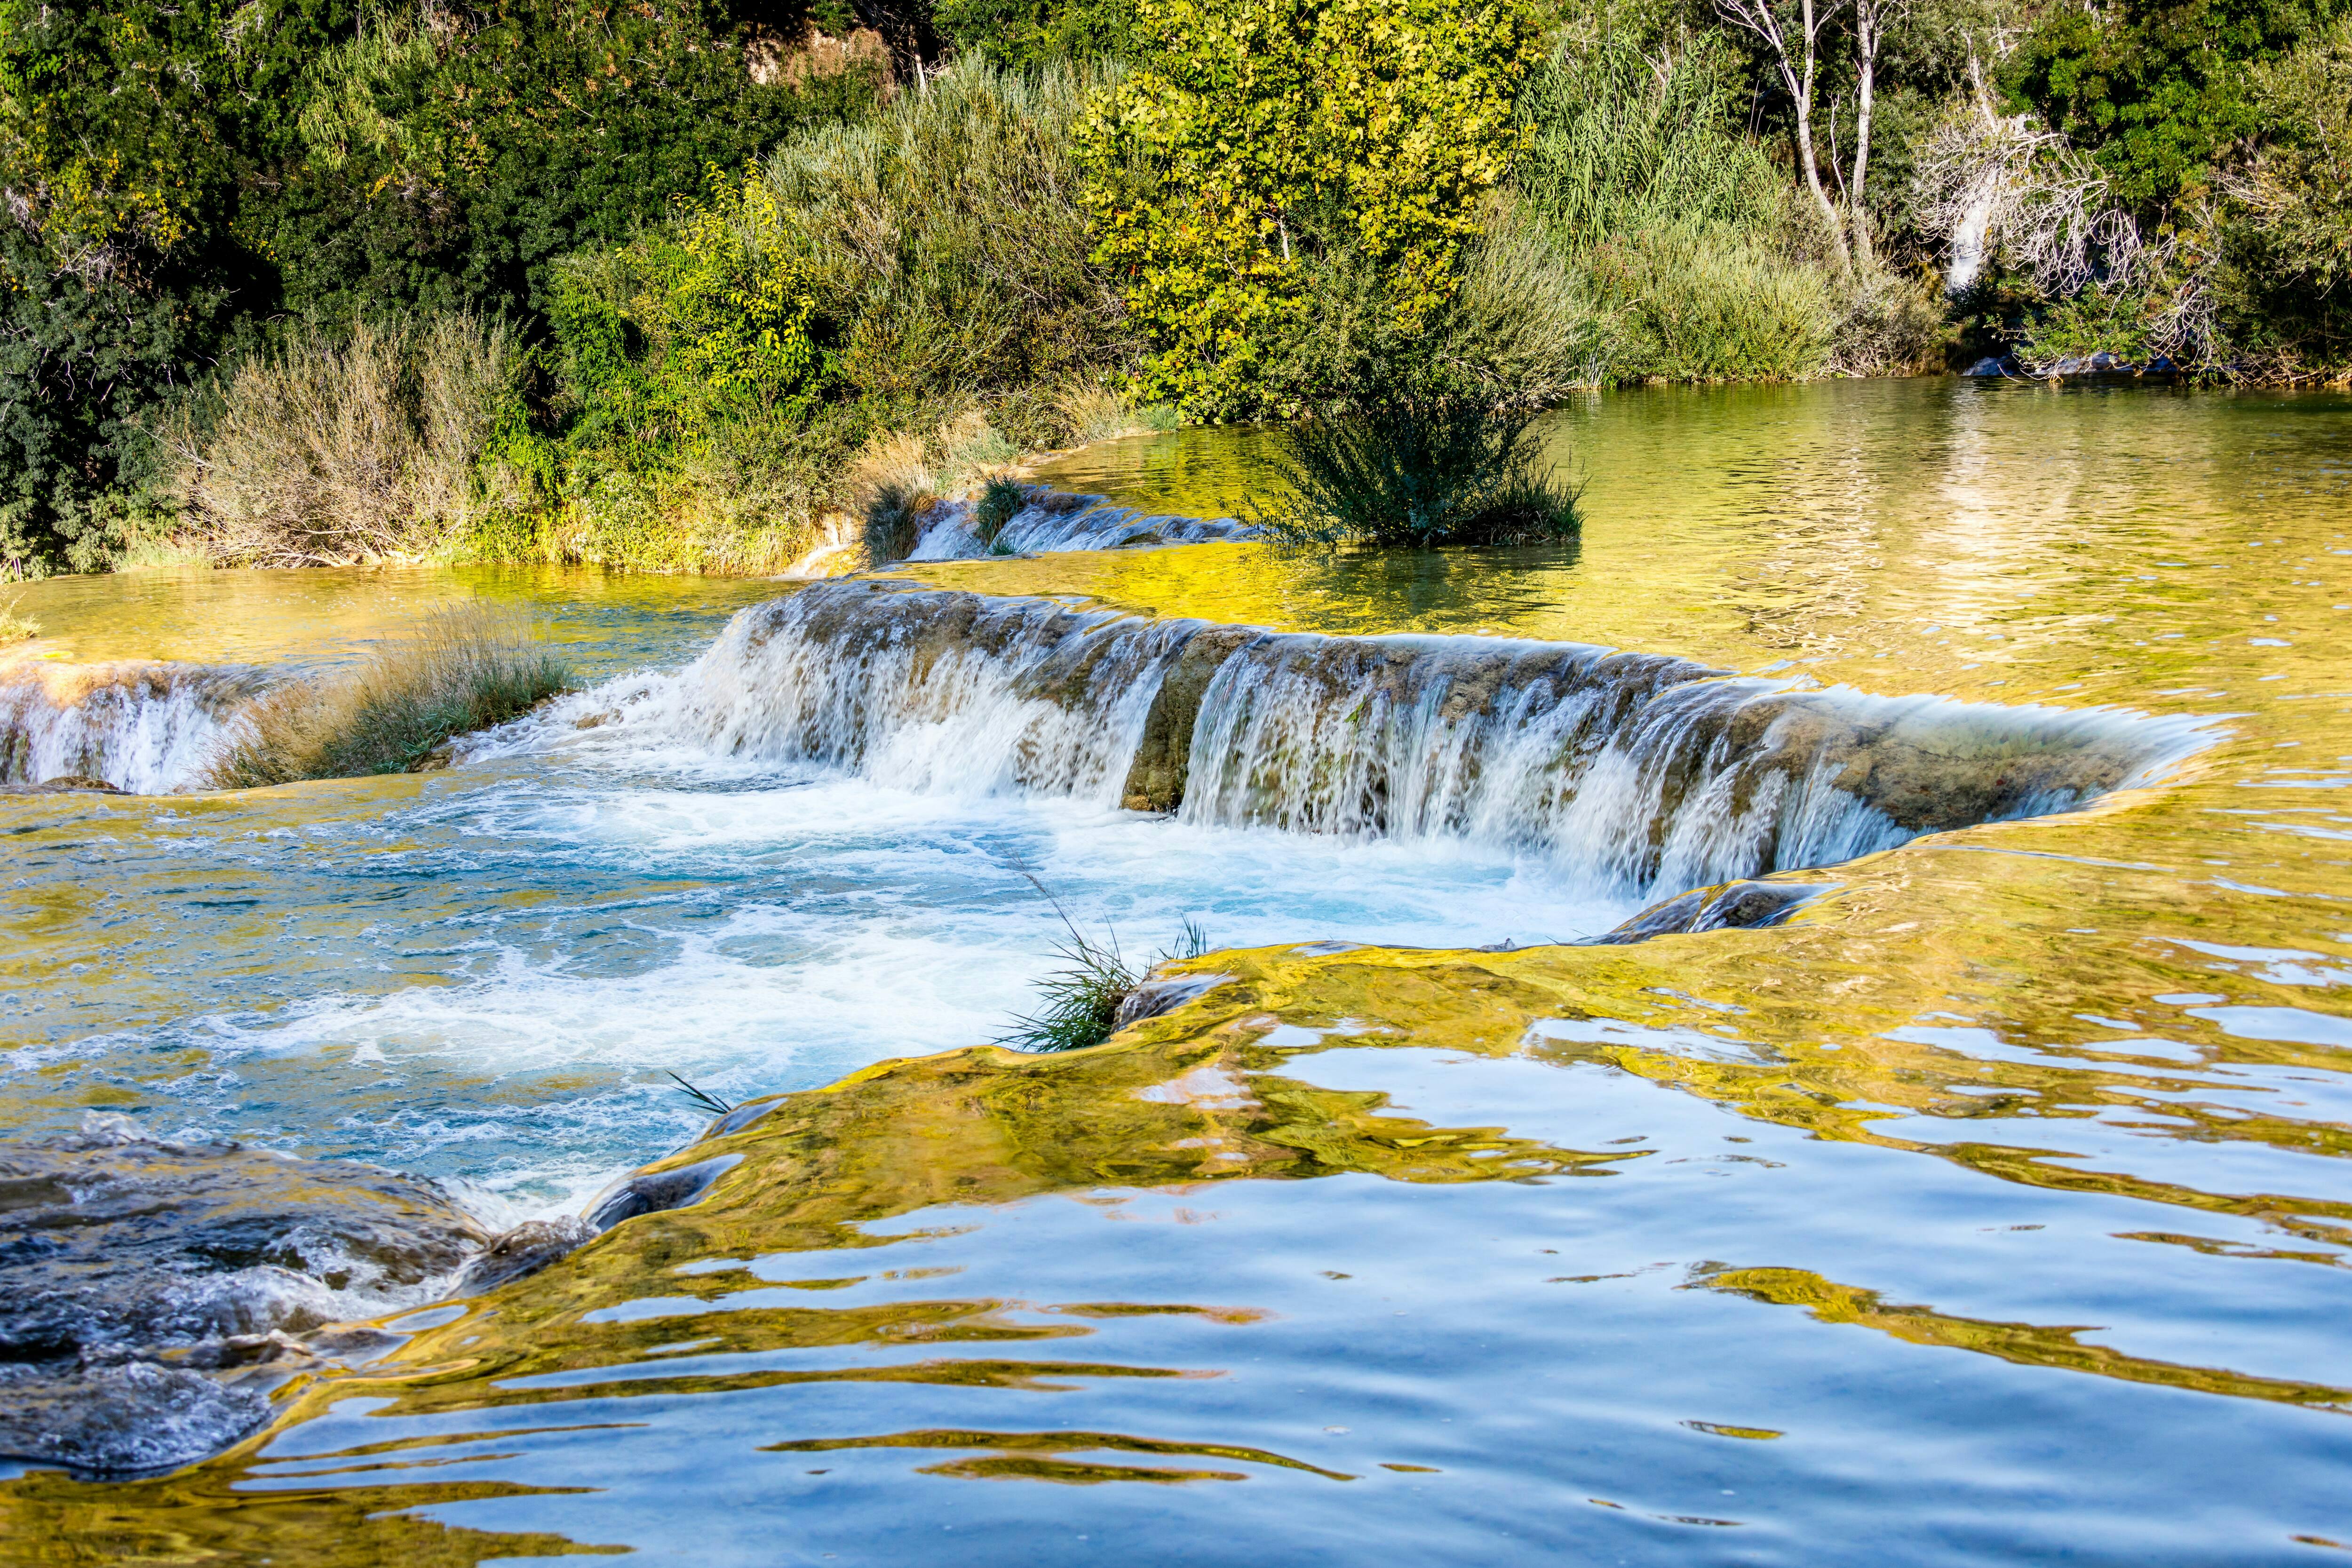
[
  {"xmin": 5, "ymin": 0, "xmax": 2346, "ymax": 578},
  {"xmin": 206, "ymin": 605, "xmax": 569, "ymax": 787}
]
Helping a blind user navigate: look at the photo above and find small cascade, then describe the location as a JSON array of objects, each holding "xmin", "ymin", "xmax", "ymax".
[
  {"xmin": 1173, "ymin": 631, "xmax": 2193, "ymax": 890},
  {"xmin": 0, "ymin": 662, "xmax": 272, "ymax": 794},
  {"xmin": 559, "ymin": 581, "xmax": 1197, "ymax": 806},
  {"xmin": 546, "ymin": 582, "xmax": 2207, "ymax": 896},
  {"xmin": 907, "ymin": 486, "xmax": 1262, "ymax": 560}
]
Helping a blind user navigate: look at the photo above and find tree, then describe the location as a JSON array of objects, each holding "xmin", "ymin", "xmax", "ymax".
[
  {"xmin": 1715, "ymin": 0, "xmax": 1854, "ymax": 268},
  {"xmin": 1074, "ymin": 0, "xmax": 1540, "ymax": 416}
]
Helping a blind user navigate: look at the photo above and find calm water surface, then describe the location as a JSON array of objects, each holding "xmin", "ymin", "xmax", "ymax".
[{"xmin": 7, "ymin": 379, "xmax": 2352, "ymax": 1563}]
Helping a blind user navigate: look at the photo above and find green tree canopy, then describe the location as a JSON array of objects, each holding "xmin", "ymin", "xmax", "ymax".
[{"xmin": 1074, "ymin": 0, "xmax": 1539, "ymax": 416}]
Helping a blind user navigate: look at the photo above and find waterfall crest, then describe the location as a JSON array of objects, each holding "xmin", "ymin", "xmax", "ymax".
[
  {"xmin": 908, "ymin": 487, "xmax": 1261, "ymax": 560},
  {"xmin": 554, "ymin": 582, "xmax": 2208, "ymax": 894},
  {"xmin": 0, "ymin": 663, "xmax": 271, "ymax": 794}
]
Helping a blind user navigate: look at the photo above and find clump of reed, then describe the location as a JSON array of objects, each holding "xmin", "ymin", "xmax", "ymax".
[
  {"xmin": 207, "ymin": 605, "xmax": 570, "ymax": 788},
  {"xmin": 0, "ymin": 593, "xmax": 38, "ymax": 643},
  {"xmin": 169, "ymin": 314, "xmax": 524, "ymax": 568},
  {"xmin": 972, "ymin": 477, "xmax": 1028, "ymax": 548},
  {"xmin": 1000, "ymin": 875, "xmax": 1211, "ymax": 1053},
  {"xmin": 1254, "ymin": 398, "xmax": 1582, "ymax": 549},
  {"xmin": 848, "ymin": 432, "xmax": 939, "ymax": 566}
]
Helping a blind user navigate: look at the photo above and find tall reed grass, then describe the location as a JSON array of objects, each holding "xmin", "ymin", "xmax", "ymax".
[
  {"xmin": 170, "ymin": 316, "xmax": 524, "ymax": 568},
  {"xmin": 207, "ymin": 605, "xmax": 569, "ymax": 787},
  {"xmin": 763, "ymin": 61, "xmax": 1136, "ymax": 432},
  {"xmin": 1256, "ymin": 400, "xmax": 1582, "ymax": 549}
]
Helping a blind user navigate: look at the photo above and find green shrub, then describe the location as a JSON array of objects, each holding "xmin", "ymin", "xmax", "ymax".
[
  {"xmin": 1586, "ymin": 224, "xmax": 1838, "ymax": 382},
  {"xmin": 767, "ymin": 62, "xmax": 1135, "ymax": 414},
  {"xmin": 1074, "ymin": 0, "xmax": 1539, "ymax": 419},
  {"xmin": 1001, "ymin": 912, "xmax": 1211, "ymax": 1053},
  {"xmin": 208, "ymin": 605, "xmax": 570, "ymax": 788},
  {"xmin": 169, "ymin": 314, "xmax": 528, "ymax": 568},
  {"xmin": 1516, "ymin": 34, "xmax": 1787, "ymax": 255},
  {"xmin": 861, "ymin": 482, "xmax": 936, "ymax": 565},
  {"xmin": 1255, "ymin": 398, "xmax": 1581, "ymax": 549}
]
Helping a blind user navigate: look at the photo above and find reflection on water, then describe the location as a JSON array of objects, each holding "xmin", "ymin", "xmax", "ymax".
[{"xmin": 9, "ymin": 380, "xmax": 2352, "ymax": 1563}]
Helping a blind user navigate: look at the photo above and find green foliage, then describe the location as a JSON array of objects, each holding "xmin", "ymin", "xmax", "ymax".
[
  {"xmin": 1000, "ymin": 905, "xmax": 1211, "ymax": 1053},
  {"xmin": 1075, "ymin": 0, "xmax": 1540, "ymax": 418},
  {"xmin": 263, "ymin": 0, "xmax": 886, "ymax": 328},
  {"xmin": 1586, "ymin": 223, "xmax": 1839, "ymax": 381},
  {"xmin": 767, "ymin": 62, "xmax": 1133, "ymax": 420},
  {"xmin": 936, "ymin": 0, "xmax": 1141, "ymax": 65},
  {"xmin": 169, "ymin": 314, "xmax": 529, "ymax": 567},
  {"xmin": 2209, "ymin": 17, "xmax": 2352, "ymax": 373},
  {"xmin": 862, "ymin": 479, "xmax": 939, "ymax": 565},
  {"xmin": 2003, "ymin": 0, "xmax": 2331, "ymax": 219},
  {"xmin": 208, "ymin": 605, "xmax": 571, "ymax": 787},
  {"xmin": 1516, "ymin": 34, "xmax": 1786, "ymax": 254},
  {"xmin": 1255, "ymin": 398, "xmax": 1582, "ymax": 549}
]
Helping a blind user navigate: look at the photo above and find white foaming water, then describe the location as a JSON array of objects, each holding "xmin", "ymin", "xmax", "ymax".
[
  {"xmin": 907, "ymin": 489, "xmax": 1261, "ymax": 560},
  {"xmin": 0, "ymin": 664, "xmax": 268, "ymax": 793},
  {"xmin": 21, "ymin": 580, "xmax": 2205, "ymax": 1217},
  {"xmin": 533, "ymin": 582, "xmax": 2210, "ymax": 894},
  {"xmin": 1175, "ymin": 628, "xmax": 2212, "ymax": 891},
  {"xmin": 131, "ymin": 769, "xmax": 1607, "ymax": 1215},
  {"xmin": 526, "ymin": 581, "xmax": 1194, "ymax": 804}
]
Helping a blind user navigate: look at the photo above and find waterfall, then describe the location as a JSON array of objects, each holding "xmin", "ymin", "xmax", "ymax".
[
  {"xmin": 556, "ymin": 581, "xmax": 1197, "ymax": 807},
  {"xmin": 0, "ymin": 663, "xmax": 272, "ymax": 794},
  {"xmin": 907, "ymin": 488, "xmax": 1261, "ymax": 561},
  {"xmin": 550, "ymin": 582, "xmax": 2206, "ymax": 896}
]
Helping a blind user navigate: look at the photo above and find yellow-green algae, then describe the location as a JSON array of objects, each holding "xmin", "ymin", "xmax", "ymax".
[{"xmin": 8, "ymin": 380, "xmax": 2352, "ymax": 1560}]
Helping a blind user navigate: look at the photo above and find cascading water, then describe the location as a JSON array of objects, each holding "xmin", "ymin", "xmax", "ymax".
[
  {"xmin": 0, "ymin": 662, "xmax": 271, "ymax": 793},
  {"xmin": 906, "ymin": 487, "xmax": 1261, "ymax": 560},
  {"xmin": 545, "ymin": 581, "xmax": 1198, "ymax": 806},
  {"xmin": 549, "ymin": 580, "xmax": 2206, "ymax": 898}
]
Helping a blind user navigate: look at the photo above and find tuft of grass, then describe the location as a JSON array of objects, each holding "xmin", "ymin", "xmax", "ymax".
[
  {"xmin": 0, "ymin": 593, "xmax": 38, "ymax": 643},
  {"xmin": 667, "ymin": 1072, "xmax": 734, "ymax": 1115},
  {"xmin": 861, "ymin": 479, "xmax": 938, "ymax": 566},
  {"xmin": 999, "ymin": 874, "xmax": 1213, "ymax": 1053},
  {"xmin": 973, "ymin": 477, "xmax": 1027, "ymax": 546},
  {"xmin": 168, "ymin": 314, "xmax": 524, "ymax": 568},
  {"xmin": 936, "ymin": 411, "xmax": 1019, "ymax": 488},
  {"xmin": 207, "ymin": 604, "xmax": 571, "ymax": 788},
  {"xmin": 1253, "ymin": 398, "xmax": 1582, "ymax": 549}
]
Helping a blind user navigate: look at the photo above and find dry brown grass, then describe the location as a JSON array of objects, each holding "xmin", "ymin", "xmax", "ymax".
[
  {"xmin": 0, "ymin": 594, "xmax": 37, "ymax": 644},
  {"xmin": 207, "ymin": 605, "xmax": 569, "ymax": 788},
  {"xmin": 170, "ymin": 316, "xmax": 520, "ymax": 568}
]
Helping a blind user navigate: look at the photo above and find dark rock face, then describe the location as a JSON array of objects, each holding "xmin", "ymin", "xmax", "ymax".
[
  {"xmin": 455, "ymin": 1218, "xmax": 598, "ymax": 1296},
  {"xmin": 1582, "ymin": 880, "xmax": 1831, "ymax": 945},
  {"xmin": 584, "ymin": 1154, "xmax": 743, "ymax": 1232},
  {"xmin": 1120, "ymin": 625, "xmax": 1258, "ymax": 811},
  {"xmin": 0, "ymin": 1114, "xmax": 492, "ymax": 1474},
  {"xmin": 1112, "ymin": 973, "xmax": 1236, "ymax": 1028}
]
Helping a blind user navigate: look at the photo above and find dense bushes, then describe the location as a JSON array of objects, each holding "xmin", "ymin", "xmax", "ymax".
[
  {"xmin": 0, "ymin": 0, "xmax": 885, "ymax": 575},
  {"xmin": 171, "ymin": 317, "xmax": 529, "ymax": 568},
  {"xmin": 12, "ymin": 0, "xmax": 2349, "ymax": 579},
  {"xmin": 1074, "ymin": 0, "xmax": 1540, "ymax": 418}
]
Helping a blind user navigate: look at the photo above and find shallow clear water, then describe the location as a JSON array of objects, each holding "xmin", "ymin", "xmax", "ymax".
[{"xmin": 8, "ymin": 379, "xmax": 2352, "ymax": 1563}]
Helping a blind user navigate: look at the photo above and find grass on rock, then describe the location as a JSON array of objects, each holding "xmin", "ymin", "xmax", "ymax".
[{"xmin": 208, "ymin": 605, "xmax": 570, "ymax": 788}]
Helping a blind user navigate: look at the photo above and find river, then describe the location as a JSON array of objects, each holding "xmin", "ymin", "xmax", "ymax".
[{"xmin": 4, "ymin": 377, "xmax": 2350, "ymax": 1563}]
